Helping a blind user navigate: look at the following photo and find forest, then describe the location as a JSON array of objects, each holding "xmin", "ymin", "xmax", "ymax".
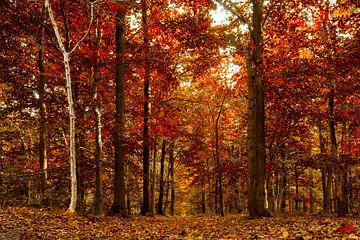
[{"xmin": 0, "ymin": 0, "xmax": 359, "ymax": 239}]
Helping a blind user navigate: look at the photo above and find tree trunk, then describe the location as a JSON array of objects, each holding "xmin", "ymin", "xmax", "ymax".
[
  {"xmin": 75, "ymin": 126, "xmax": 86, "ymax": 213},
  {"xmin": 94, "ymin": 103, "xmax": 103, "ymax": 215},
  {"xmin": 309, "ymin": 172, "xmax": 314, "ymax": 214},
  {"xmin": 328, "ymin": 77, "xmax": 347, "ymax": 217},
  {"xmin": 92, "ymin": 10, "xmax": 103, "ymax": 215},
  {"xmin": 267, "ymin": 145, "xmax": 274, "ymax": 212},
  {"xmin": 63, "ymin": 53, "xmax": 77, "ymax": 213},
  {"xmin": 246, "ymin": 0, "xmax": 266, "ymax": 219},
  {"xmin": 318, "ymin": 125, "xmax": 332, "ymax": 213},
  {"xmin": 157, "ymin": 140, "xmax": 166, "ymax": 215},
  {"xmin": 141, "ymin": 0, "xmax": 151, "ymax": 216},
  {"xmin": 150, "ymin": 140, "xmax": 157, "ymax": 214},
  {"xmin": 111, "ymin": 7, "xmax": 128, "ymax": 217},
  {"xmin": 45, "ymin": 0, "xmax": 93, "ymax": 213},
  {"xmin": 37, "ymin": 1, "xmax": 48, "ymax": 204},
  {"xmin": 214, "ymin": 92, "xmax": 228, "ymax": 216},
  {"xmin": 169, "ymin": 141, "xmax": 175, "ymax": 216},
  {"xmin": 206, "ymin": 158, "xmax": 213, "ymax": 213},
  {"xmin": 201, "ymin": 190, "xmax": 206, "ymax": 214},
  {"xmin": 281, "ymin": 171, "xmax": 287, "ymax": 211},
  {"xmin": 295, "ymin": 165, "xmax": 299, "ymax": 211}
]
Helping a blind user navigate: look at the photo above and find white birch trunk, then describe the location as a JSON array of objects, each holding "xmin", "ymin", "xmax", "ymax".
[{"xmin": 45, "ymin": 0, "xmax": 94, "ymax": 213}]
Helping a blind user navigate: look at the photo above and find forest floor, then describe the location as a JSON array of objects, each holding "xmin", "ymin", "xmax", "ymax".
[{"xmin": 0, "ymin": 207, "xmax": 359, "ymax": 239}]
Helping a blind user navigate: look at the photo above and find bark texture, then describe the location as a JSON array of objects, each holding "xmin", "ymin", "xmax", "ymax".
[
  {"xmin": 246, "ymin": 0, "xmax": 266, "ymax": 218},
  {"xmin": 37, "ymin": 1, "xmax": 48, "ymax": 201},
  {"xmin": 111, "ymin": 8, "xmax": 128, "ymax": 217}
]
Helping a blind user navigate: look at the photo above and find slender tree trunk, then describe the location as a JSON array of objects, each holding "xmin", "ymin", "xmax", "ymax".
[
  {"xmin": 141, "ymin": 0, "xmax": 151, "ymax": 216},
  {"xmin": 215, "ymin": 93, "xmax": 227, "ymax": 216},
  {"xmin": 111, "ymin": 7, "xmax": 128, "ymax": 217},
  {"xmin": 92, "ymin": 10, "xmax": 103, "ymax": 215},
  {"xmin": 318, "ymin": 125, "xmax": 332, "ymax": 213},
  {"xmin": 94, "ymin": 104, "xmax": 103, "ymax": 214},
  {"xmin": 164, "ymin": 163, "xmax": 171, "ymax": 213},
  {"xmin": 45, "ymin": 0, "xmax": 94, "ymax": 213},
  {"xmin": 246, "ymin": 0, "xmax": 266, "ymax": 219},
  {"xmin": 157, "ymin": 140, "xmax": 166, "ymax": 215},
  {"xmin": 38, "ymin": 1, "xmax": 48, "ymax": 203},
  {"xmin": 201, "ymin": 190, "xmax": 206, "ymax": 214},
  {"xmin": 281, "ymin": 171, "xmax": 287, "ymax": 211},
  {"xmin": 328, "ymin": 77, "xmax": 347, "ymax": 216},
  {"xmin": 150, "ymin": 140, "xmax": 157, "ymax": 214},
  {"xmin": 169, "ymin": 141, "xmax": 175, "ymax": 216},
  {"xmin": 63, "ymin": 53, "xmax": 77, "ymax": 213},
  {"xmin": 75, "ymin": 126, "xmax": 86, "ymax": 213},
  {"xmin": 309, "ymin": 171, "xmax": 314, "ymax": 214},
  {"xmin": 295, "ymin": 165, "xmax": 299, "ymax": 211},
  {"xmin": 206, "ymin": 158, "xmax": 212, "ymax": 213}
]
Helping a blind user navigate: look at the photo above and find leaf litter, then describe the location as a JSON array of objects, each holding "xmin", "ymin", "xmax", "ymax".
[{"xmin": 0, "ymin": 207, "xmax": 359, "ymax": 239}]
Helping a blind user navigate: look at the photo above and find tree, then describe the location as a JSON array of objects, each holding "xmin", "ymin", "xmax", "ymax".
[
  {"xmin": 44, "ymin": 0, "xmax": 94, "ymax": 213},
  {"xmin": 37, "ymin": 0, "xmax": 48, "ymax": 203},
  {"xmin": 141, "ymin": 0, "xmax": 151, "ymax": 216},
  {"xmin": 91, "ymin": 6, "xmax": 103, "ymax": 216},
  {"xmin": 246, "ymin": 0, "xmax": 266, "ymax": 218},
  {"xmin": 110, "ymin": 2, "xmax": 128, "ymax": 217},
  {"xmin": 157, "ymin": 139, "xmax": 166, "ymax": 215}
]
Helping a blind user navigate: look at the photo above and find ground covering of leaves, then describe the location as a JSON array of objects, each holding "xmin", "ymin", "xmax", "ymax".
[{"xmin": 0, "ymin": 207, "xmax": 359, "ymax": 239}]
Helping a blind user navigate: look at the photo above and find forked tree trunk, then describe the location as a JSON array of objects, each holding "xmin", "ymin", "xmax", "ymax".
[
  {"xmin": 111, "ymin": 6, "xmax": 128, "ymax": 217},
  {"xmin": 37, "ymin": 1, "xmax": 48, "ymax": 202},
  {"xmin": 45, "ymin": 0, "xmax": 94, "ymax": 213},
  {"xmin": 141, "ymin": 0, "xmax": 151, "ymax": 216}
]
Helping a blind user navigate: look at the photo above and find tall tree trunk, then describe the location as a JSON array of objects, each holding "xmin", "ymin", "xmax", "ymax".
[
  {"xmin": 92, "ymin": 9, "xmax": 103, "ymax": 215},
  {"xmin": 64, "ymin": 53, "xmax": 77, "ymax": 213},
  {"xmin": 281, "ymin": 171, "xmax": 287, "ymax": 211},
  {"xmin": 329, "ymin": 76, "xmax": 347, "ymax": 216},
  {"xmin": 206, "ymin": 158, "xmax": 212, "ymax": 213},
  {"xmin": 45, "ymin": 0, "xmax": 94, "ymax": 213},
  {"xmin": 157, "ymin": 140, "xmax": 166, "ymax": 215},
  {"xmin": 38, "ymin": 1, "xmax": 48, "ymax": 203},
  {"xmin": 111, "ymin": 6, "xmax": 128, "ymax": 217},
  {"xmin": 201, "ymin": 190, "xmax": 206, "ymax": 214},
  {"xmin": 164, "ymin": 162, "xmax": 171, "ymax": 213},
  {"xmin": 169, "ymin": 141, "xmax": 175, "ymax": 216},
  {"xmin": 150, "ymin": 140, "xmax": 157, "ymax": 214},
  {"xmin": 318, "ymin": 125, "xmax": 332, "ymax": 213},
  {"xmin": 141, "ymin": 0, "xmax": 151, "ymax": 216},
  {"xmin": 295, "ymin": 165, "xmax": 299, "ymax": 211},
  {"xmin": 94, "ymin": 103, "xmax": 103, "ymax": 214},
  {"xmin": 215, "ymin": 93, "xmax": 227, "ymax": 216},
  {"xmin": 75, "ymin": 124, "xmax": 86, "ymax": 213},
  {"xmin": 309, "ymin": 171, "xmax": 314, "ymax": 214},
  {"xmin": 246, "ymin": 0, "xmax": 266, "ymax": 218}
]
